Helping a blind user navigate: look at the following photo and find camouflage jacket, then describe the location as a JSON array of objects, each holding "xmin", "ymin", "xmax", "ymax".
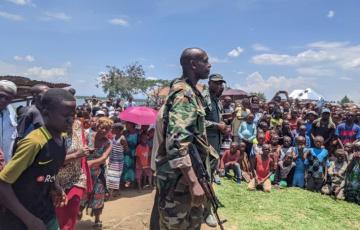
[{"xmin": 156, "ymin": 78, "xmax": 210, "ymax": 178}]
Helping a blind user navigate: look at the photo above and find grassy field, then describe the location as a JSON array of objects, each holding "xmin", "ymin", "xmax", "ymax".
[{"xmin": 214, "ymin": 179, "xmax": 360, "ymax": 230}]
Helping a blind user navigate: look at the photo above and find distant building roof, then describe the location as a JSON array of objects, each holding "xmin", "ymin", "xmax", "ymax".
[
  {"xmin": 0, "ymin": 76, "xmax": 70, "ymax": 100},
  {"xmin": 222, "ymin": 88, "xmax": 248, "ymax": 97}
]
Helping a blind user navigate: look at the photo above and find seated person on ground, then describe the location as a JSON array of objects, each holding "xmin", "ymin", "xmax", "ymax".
[
  {"xmin": 292, "ymin": 136, "xmax": 309, "ymax": 188},
  {"xmin": 344, "ymin": 143, "xmax": 360, "ymax": 205},
  {"xmin": 277, "ymin": 154, "xmax": 296, "ymax": 188},
  {"xmin": 321, "ymin": 149, "xmax": 348, "ymax": 199},
  {"xmin": 304, "ymin": 136, "xmax": 329, "ymax": 192},
  {"xmin": 238, "ymin": 141, "xmax": 252, "ymax": 183},
  {"xmin": 248, "ymin": 144, "xmax": 274, "ymax": 192},
  {"xmin": 220, "ymin": 142, "xmax": 241, "ymax": 184}
]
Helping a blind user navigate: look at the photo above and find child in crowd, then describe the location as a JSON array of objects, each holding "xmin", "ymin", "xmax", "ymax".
[
  {"xmin": 238, "ymin": 113, "xmax": 257, "ymax": 157},
  {"xmin": 344, "ymin": 143, "xmax": 360, "ymax": 204},
  {"xmin": 220, "ymin": 142, "xmax": 242, "ymax": 184},
  {"xmin": 269, "ymin": 134, "xmax": 281, "ymax": 174},
  {"xmin": 288, "ymin": 110, "xmax": 300, "ymax": 132},
  {"xmin": 270, "ymin": 109, "xmax": 283, "ymax": 128},
  {"xmin": 292, "ymin": 136, "xmax": 308, "ymax": 188},
  {"xmin": 107, "ymin": 123, "xmax": 127, "ymax": 197},
  {"xmin": 238, "ymin": 145, "xmax": 252, "ymax": 183},
  {"xmin": 279, "ymin": 120, "xmax": 294, "ymax": 145},
  {"xmin": 251, "ymin": 133, "xmax": 265, "ymax": 157},
  {"xmin": 278, "ymin": 154, "xmax": 296, "ymax": 188},
  {"xmin": 280, "ymin": 136, "xmax": 295, "ymax": 161},
  {"xmin": 321, "ymin": 149, "xmax": 348, "ymax": 199},
  {"xmin": 0, "ymin": 89, "xmax": 76, "ymax": 229},
  {"xmin": 344, "ymin": 142, "xmax": 354, "ymax": 161},
  {"xmin": 304, "ymin": 136, "xmax": 329, "ymax": 192},
  {"xmin": 248, "ymin": 144, "xmax": 274, "ymax": 192},
  {"xmin": 135, "ymin": 132, "xmax": 152, "ymax": 191},
  {"xmin": 250, "ymin": 132, "xmax": 265, "ymax": 169},
  {"xmin": 294, "ymin": 125, "xmax": 311, "ymax": 148}
]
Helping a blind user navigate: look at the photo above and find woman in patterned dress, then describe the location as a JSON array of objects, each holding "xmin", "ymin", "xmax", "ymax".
[
  {"xmin": 80, "ymin": 117, "xmax": 113, "ymax": 228},
  {"xmin": 56, "ymin": 113, "xmax": 92, "ymax": 230}
]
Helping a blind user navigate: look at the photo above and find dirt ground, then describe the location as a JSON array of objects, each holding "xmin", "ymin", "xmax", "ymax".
[{"xmin": 76, "ymin": 189, "xmax": 218, "ymax": 230}]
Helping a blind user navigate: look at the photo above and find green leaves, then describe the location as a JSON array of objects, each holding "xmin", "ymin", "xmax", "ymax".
[{"xmin": 97, "ymin": 63, "xmax": 170, "ymax": 105}]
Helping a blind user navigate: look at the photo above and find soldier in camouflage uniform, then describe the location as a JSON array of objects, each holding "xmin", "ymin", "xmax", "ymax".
[
  {"xmin": 155, "ymin": 48, "xmax": 212, "ymax": 230},
  {"xmin": 202, "ymin": 74, "xmax": 227, "ymax": 227}
]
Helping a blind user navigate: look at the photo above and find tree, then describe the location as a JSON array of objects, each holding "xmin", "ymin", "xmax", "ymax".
[
  {"xmin": 97, "ymin": 63, "xmax": 170, "ymax": 105},
  {"xmin": 250, "ymin": 92, "xmax": 267, "ymax": 102},
  {"xmin": 338, "ymin": 95, "xmax": 353, "ymax": 105}
]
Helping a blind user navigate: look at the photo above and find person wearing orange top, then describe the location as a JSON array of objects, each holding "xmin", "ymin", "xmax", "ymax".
[{"xmin": 135, "ymin": 132, "xmax": 152, "ymax": 191}]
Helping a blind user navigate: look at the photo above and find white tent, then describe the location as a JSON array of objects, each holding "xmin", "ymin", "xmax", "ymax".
[{"xmin": 289, "ymin": 88, "xmax": 324, "ymax": 101}]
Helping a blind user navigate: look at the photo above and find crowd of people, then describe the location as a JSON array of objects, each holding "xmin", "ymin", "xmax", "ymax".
[
  {"xmin": 0, "ymin": 51, "xmax": 359, "ymax": 230},
  {"xmin": 0, "ymin": 82, "xmax": 155, "ymax": 229},
  {"xmin": 211, "ymin": 90, "xmax": 360, "ymax": 204}
]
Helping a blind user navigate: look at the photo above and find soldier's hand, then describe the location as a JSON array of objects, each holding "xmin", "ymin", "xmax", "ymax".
[
  {"xmin": 189, "ymin": 181, "xmax": 205, "ymax": 207},
  {"xmin": 217, "ymin": 122, "xmax": 227, "ymax": 134}
]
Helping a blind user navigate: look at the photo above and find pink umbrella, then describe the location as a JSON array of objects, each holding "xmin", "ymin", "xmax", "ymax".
[{"xmin": 119, "ymin": 106, "xmax": 158, "ymax": 125}]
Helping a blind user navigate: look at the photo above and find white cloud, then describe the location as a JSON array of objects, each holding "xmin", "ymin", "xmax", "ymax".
[
  {"xmin": 339, "ymin": 76, "xmax": 352, "ymax": 81},
  {"xmin": 252, "ymin": 53, "xmax": 293, "ymax": 65},
  {"xmin": 327, "ymin": 10, "xmax": 335, "ymax": 18},
  {"xmin": 227, "ymin": 47, "xmax": 244, "ymax": 57},
  {"xmin": 24, "ymin": 62, "xmax": 71, "ymax": 80},
  {"xmin": 148, "ymin": 64, "xmax": 155, "ymax": 69},
  {"xmin": 5, "ymin": 0, "xmax": 32, "ymax": 6},
  {"xmin": 14, "ymin": 55, "xmax": 35, "ymax": 62},
  {"xmin": 296, "ymin": 67, "xmax": 334, "ymax": 76},
  {"xmin": 342, "ymin": 58, "xmax": 360, "ymax": 69},
  {"xmin": 109, "ymin": 18, "xmax": 129, "ymax": 26},
  {"xmin": 252, "ymin": 43, "xmax": 270, "ymax": 52},
  {"xmin": 308, "ymin": 41, "xmax": 348, "ymax": 49},
  {"xmin": 43, "ymin": 12, "xmax": 71, "ymax": 21},
  {"xmin": 0, "ymin": 11, "xmax": 24, "ymax": 21},
  {"xmin": 253, "ymin": 41, "xmax": 360, "ymax": 74},
  {"xmin": 235, "ymin": 72, "xmax": 311, "ymax": 97},
  {"xmin": 209, "ymin": 56, "xmax": 228, "ymax": 64},
  {"xmin": 252, "ymin": 49, "xmax": 334, "ymax": 65}
]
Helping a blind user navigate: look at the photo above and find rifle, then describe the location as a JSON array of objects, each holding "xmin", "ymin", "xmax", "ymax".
[{"xmin": 189, "ymin": 143, "xmax": 227, "ymax": 230}]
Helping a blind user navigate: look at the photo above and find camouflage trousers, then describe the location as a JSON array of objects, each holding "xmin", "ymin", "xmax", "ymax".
[{"xmin": 157, "ymin": 178, "xmax": 204, "ymax": 230}]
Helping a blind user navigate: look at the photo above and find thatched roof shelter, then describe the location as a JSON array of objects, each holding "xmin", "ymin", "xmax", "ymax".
[{"xmin": 0, "ymin": 76, "xmax": 70, "ymax": 101}]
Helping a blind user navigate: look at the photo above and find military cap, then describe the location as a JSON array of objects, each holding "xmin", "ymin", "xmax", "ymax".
[{"xmin": 209, "ymin": 74, "xmax": 226, "ymax": 83}]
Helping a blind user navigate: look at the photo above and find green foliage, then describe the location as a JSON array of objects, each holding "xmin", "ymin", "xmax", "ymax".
[
  {"xmin": 250, "ymin": 92, "xmax": 267, "ymax": 102},
  {"xmin": 97, "ymin": 63, "xmax": 170, "ymax": 103},
  {"xmin": 338, "ymin": 95, "xmax": 353, "ymax": 105},
  {"xmin": 215, "ymin": 179, "xmax": 360, "ymax": 230}
]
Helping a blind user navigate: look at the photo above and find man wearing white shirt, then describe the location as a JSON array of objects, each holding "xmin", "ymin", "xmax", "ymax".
[{"xmin": 0, "ymin": 80, "xmax": 17, "ymax": 166}]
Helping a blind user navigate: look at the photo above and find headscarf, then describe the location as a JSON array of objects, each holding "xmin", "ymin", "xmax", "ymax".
[{"xmin": 0, "ymin": 80, "xmax": 17, "ymax": 95}]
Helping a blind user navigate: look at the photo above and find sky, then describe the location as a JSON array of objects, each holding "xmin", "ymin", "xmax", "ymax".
[{"xmin": 0, "ymin": 0, "xmax": 360, "ymax": 101}]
